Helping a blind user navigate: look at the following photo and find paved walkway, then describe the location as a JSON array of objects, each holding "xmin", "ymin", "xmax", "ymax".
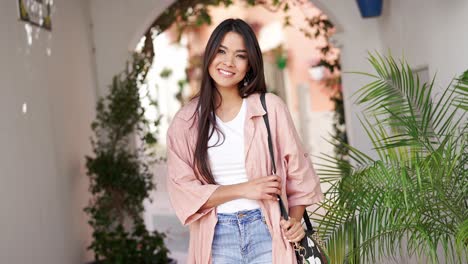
[{"xmin": 144, "ymin": 163, "xmax": 189, "ymax": 263}]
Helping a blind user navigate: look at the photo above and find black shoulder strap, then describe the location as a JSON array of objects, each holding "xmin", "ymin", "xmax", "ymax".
[
  {"xmin": 260, "ymin": 93, "xmax": 277, "ymax": 174},
  {"xmin": 260, "ymin": 93, "xmax": 314, "ymax": 232}
]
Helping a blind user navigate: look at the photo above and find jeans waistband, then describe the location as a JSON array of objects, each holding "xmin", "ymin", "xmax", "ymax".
[{"xmin": 216, "ymin": 208, "xmax": 263, "ymax": 223}]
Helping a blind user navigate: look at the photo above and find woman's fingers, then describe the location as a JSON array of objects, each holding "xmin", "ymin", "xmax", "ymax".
[
  {"xmin": 280, "ymin": 219, "xmax": 292, "ymax": 230},
  {"xmin": 286, "ymin": 226, "xmax": 304, "ymax": 241},
  {"xmin": 285, "ymin": 222, "xmax": 300, "ymax": 236},
  {"xmin": 280, "ymin": 219, "xmax": 305, "ymax": 242},
  {"xmin": 247, "ymin": 175, "xmax": 282, "ymax": 201},
  {"xmin": 254, "ymin": 175, "xmax": 280, "ymax": 182},
  {"xmin": 264, "ymin": 187, "xmax": 278, "ymax": 194},
  {"xmin": 261, "ymin": 193, "xmax": 276, "ymax": 200},
  {"xmin": 259, "ymin": 189, "xmax": 279, "ymax": 200},
  {"xmin": 260, "ymin": 176, "xmax": 281, "ymax": 198},
  {"xmin": 263, "ymin": 182, "xmax": 281, "ymax": 191}
]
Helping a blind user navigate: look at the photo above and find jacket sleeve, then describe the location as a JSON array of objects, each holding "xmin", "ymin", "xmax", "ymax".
[
  {"xmin": 166, "ymin": 119, "xmax": 220, "ymax": 226},
  {"xmin": 270, "ymin": 94, "xmax": 324, "ymax": 207}
]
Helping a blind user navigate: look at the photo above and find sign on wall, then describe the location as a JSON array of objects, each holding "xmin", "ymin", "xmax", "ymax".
[{"xmin": 17, "ymin": 0, "xmax": 53, "ymax": 31}]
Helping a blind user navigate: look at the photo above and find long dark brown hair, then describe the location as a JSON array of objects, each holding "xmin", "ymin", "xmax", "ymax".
[{"xmin": 192, "ymin": 18, "xmax": 267, "ymax": 184}]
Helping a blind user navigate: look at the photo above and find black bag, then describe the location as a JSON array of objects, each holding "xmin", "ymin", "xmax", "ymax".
[{"xmin": 260, "ymin": 93, "xmax": 329, "ymax": 264}]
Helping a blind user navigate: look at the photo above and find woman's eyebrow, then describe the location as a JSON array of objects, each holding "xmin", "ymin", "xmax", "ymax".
[{"xmin": 219, "ymin": 45, "xmax": 247, "ymax": 53}]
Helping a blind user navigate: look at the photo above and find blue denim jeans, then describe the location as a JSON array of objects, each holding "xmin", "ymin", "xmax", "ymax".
[{"xmin": 211, "ymin": 208, "xmax": 273, "ymax": 264}]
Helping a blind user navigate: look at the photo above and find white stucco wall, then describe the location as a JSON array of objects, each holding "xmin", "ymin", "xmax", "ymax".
[
  {"xmin": 315, "ymin": 1, "xmax": 467, "ymax": 262},
  {"xmin": 312, "ymin": 0, "xmax": 384, "ymax": 157},
  {"xmin": 88, "ymin": 0, "xmax": 174, "ymax": 97},
  {"xmin": 315, "ymin": 0, "xmax": 468, "ymax": 156},
  {"xmin": 0, "ymin": 0, "xmax": 96, "ymax": 263},
  {"xmin": 378, "ymin": 0, "xmax": 468, "ymax": 89}
]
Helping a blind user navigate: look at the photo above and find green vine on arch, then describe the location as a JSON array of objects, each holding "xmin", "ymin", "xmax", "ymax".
[{"xmin": 142, "ymin": 0, "xmax": 339, "ymax": 72}]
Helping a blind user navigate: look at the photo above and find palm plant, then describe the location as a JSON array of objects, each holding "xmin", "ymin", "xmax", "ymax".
[{"xmin": 312, "ymin": 53, "xmax": 467, "ymax": 263}]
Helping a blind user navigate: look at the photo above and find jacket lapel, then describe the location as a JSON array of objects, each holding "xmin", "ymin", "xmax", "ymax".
[{"xmin": 244, "ymin": 93, "xmax": 267, "ymax": 163}]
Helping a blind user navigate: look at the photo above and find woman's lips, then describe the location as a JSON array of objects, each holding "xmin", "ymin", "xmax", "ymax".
[{"xmin": 218, "ymin": 69, "xmax": 235, "ymax": 77}]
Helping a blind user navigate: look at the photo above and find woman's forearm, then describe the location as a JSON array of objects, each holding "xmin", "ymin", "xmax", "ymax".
[
  {"xmin": 198, "ymin": 176, "xmax": 282, "ymax": 212},
  {"xmin": 199, "ymin": 184, "xmax": 245, "ymax": 211},
  {"xmin": 289, "ymin": 205, "xmax": 306, "ymax": 221}
]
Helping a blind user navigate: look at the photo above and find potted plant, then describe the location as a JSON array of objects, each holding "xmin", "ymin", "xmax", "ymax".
[
  {"xmin": 84, "ymin": 53, "xmax": 174, "ymax": 263},
  {"xmin": 312, "ymin": 53, "xmax": 467, "ymax": 263}
]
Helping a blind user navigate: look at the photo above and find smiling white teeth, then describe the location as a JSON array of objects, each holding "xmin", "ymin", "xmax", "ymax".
[{"xmin": 219, "ymin": 69, "xmax": 234, "ymax": 76}]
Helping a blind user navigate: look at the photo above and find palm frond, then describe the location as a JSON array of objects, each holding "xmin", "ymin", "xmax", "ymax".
[
  {"xmin": 312, "ymin": 53, "xmax": 468, "ymax": 263},
  {"xmin": 353, "ymin": 53, "xmax": 465, "ymax": 153},
  {"xmin": 453, "ymin": 70, "xmax": 468, "ymax": 110}
]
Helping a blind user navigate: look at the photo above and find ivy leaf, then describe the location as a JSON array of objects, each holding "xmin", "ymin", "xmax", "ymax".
[
  {"xmin": 224, "ymin": 0, "xmax": 234, "ymax": 6},
  {"xmin": 196, "ymin": 8, "xmax": 212, "ymax": 26},
  {"xmin": 143, "ymin": 133, "xmax": 157, "ymax": 145},
  {"xmin": 283, "ymin": 15, "xmax": 291, "ymax": 27},
  {"xmin": 246, "ymin": 0, "xmax": 256, "ymax": 6},
  {"xmin": 159, "ymin": 68, "xmax": 172, "ymax": 79}
]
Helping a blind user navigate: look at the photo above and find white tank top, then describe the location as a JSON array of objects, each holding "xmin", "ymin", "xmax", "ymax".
[{"xmin": 207, "ymin": 98, "xmax": 260, "ymax": 213}]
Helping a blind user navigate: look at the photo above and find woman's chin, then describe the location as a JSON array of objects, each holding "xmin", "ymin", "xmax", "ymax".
[{"xmin": 215, "ymin": 82, "xmax": 240, "ymax": 90}]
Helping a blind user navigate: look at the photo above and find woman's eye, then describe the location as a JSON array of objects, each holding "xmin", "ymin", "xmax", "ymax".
[
  {"xmin": 217, "ymin": 49, "xmax": 225, "ymax": 54},
  {"xmin": 237, "ymin": 54, "xmax": 247, "ymax": 59}
]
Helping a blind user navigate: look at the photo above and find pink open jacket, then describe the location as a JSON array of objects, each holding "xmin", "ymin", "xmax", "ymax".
[{"xmin": 166, "ymin": 93, "xmax": 323, "ymax": 264}]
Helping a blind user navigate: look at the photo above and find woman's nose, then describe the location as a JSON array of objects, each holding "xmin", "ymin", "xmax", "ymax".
[{"xmin": 223, "ymin": 56, "xmax": 235, "ymax": 67}]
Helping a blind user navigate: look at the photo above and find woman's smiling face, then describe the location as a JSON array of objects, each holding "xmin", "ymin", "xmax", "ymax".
[{"xmin": 208, "ymin": 31, "xmax": 249, "ymax": 92}]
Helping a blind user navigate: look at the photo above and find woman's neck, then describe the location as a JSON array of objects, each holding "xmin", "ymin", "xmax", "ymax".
[
  {"xmin": 215, "ymin": 87, "xmax": 242, "ymax": 109},
  {"xmin": 215, "ymin": 87, "xmax": 243, "ymax": 120}
]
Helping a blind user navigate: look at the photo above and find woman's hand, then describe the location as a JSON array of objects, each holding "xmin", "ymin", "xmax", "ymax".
[
  {"xmin": 280, "ymin": 217, "xmax": 305, "ymax": 243},
  {"xmin": 240, "ymin": 175, "xmax": 281, "ymax": 201}
]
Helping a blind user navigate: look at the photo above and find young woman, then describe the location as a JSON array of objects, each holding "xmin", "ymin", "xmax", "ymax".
[{"xmin": 166, "ymin": 18, "xmax": 323, "ymax": 264}]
